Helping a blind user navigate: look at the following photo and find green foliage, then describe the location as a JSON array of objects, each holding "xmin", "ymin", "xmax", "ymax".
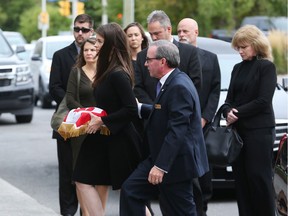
[
  {"xmin": 0, "ymin": 0, "xmax": 286, "ymax": 51},
  {"xmin": 84, "ymin": 0, "xmax": 102, "ymax": 29},
  {"xmin": 0, "ymin": 0, "xmax": 35, "ymax": 31},
  {"xmin": 19, "ymin": 4, "xmax": 71, "ymax": 42}
]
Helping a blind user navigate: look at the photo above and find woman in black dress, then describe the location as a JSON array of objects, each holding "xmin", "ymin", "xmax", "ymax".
[{"xmin": 73, "ymin": 23, "xmax": 142, "ymax": 216}]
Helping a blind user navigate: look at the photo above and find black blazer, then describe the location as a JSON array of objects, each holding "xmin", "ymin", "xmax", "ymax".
[
  {"xmin": 134, "ymin": 39, "xmax": 201, "ymax": 104},
  {"xmin": 223, "ymin": 58, "xmax": 276, "ymax": 129},
  {"xmin": 49, "ymin": 42, "xmax": 78, "ymax": 138},
  {"xmin": 141, "ymin": 68, "xmax": 209, "ymax": 183},
  {"xmin": 198, "ymin": 48, "xmax": 221, "ymax": 123},
  {"xmin": 49, "ymin": 42, "xmax": 78, "ymax": 105}
]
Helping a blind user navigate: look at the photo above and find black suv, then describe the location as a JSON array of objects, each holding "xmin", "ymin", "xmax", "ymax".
[{"xmin": 0, "ymin": 29, "xmax": 34, "ymax": 123}]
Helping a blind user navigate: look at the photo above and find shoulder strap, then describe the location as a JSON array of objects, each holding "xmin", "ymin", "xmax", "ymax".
[{"xmin": 76, "ymin": 68, "xmax": 81, "ymax": 102}]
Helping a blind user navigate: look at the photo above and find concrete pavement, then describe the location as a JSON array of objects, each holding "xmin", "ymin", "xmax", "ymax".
[{"xmin": 0, "ymin": 178, "xmax": 60, "ymax": 216}]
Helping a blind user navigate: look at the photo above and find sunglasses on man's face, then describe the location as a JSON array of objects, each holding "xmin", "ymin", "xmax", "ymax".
[{"xmin": 73, "ymin": 27, "xmax": 91, "ymax": 33}]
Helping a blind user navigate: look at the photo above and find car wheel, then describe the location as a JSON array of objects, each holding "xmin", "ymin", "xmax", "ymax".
[
  {"xmin": 39, "ymin": 80, "xmax": 51, "ymax": 108},
  {"xmin": 15, "ymin": 115, "xmax": 33, "ymax": 123}
]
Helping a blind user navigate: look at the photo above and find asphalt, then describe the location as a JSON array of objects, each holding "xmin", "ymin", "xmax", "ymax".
[{"xmin": 0, "ymin": 178, "xmax": 60, "ymax": 216}]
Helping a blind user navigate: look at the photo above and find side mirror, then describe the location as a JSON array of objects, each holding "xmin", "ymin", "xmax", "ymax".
[
  {"xmin": 282, "ymin": 77, "xmax": 288, "ymax": 91},
  {"xmin": 15, "ymin": 45, "xmax": 25, "ymax": 53}
]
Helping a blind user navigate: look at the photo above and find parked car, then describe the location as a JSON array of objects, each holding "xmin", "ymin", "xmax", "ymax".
[
  {"xmin": 211, "ymin": 16, "xmax": 288, "ymax": 42},
  {"xmin": 173, "ymin": 35, "xmax": 288, "ymax": 188},
  {"xmin": 3, "ymin": 31, "xmax": 28, "ymax": 51},
  {"xmin": 241, "ymin": 16, "xmax": 288, "ymax": 35},
  {"xmin": 0, "ymin": 29, "xmax": 34, "ymax": 123},
  {"xmin": 273, "ymin": 133, "xmax": 287, "ymax": 216},
  {"xmin": 30, "ymin": 35, "xmax": 74, "ymax": 108}
]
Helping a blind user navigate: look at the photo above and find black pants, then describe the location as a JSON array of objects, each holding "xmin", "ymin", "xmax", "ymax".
[
  {"xmin": 120, "ymin": 158, "xmax": 197, "ymax": 216},
  {"xmin": 193, "ymin": 171, "xmax": 213, "ymax": 216},
  {"xmin": 233, "ymin": 127, "xmax": 275, "ymax": 216},
  {"xmin": 57, "ymin": 138, "xmax": 79, "ymax": 215}
]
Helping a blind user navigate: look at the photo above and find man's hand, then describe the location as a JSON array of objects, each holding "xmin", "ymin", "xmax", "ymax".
[{"xmin": 148, "ymin": 166, "xmax": 164, "ymax": 185}]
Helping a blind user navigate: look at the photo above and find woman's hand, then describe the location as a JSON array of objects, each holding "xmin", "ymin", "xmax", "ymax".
[
  {"xmin": 86, "ymin": 113, "xmax": 103, "ymax": 134},
  {"xmin": 226, "ymin": 108, "xmax": 238, "ymax": 126}
]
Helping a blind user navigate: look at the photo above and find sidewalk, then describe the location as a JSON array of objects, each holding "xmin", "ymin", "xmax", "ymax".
[{"xmin": 0, "ymin": 178, "xmax": 60, "ymax": 216}]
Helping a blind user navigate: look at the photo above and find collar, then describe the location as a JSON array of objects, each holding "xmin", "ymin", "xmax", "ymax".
[{"xmin": 159, "ymin": 69, "xmax": 174, "ymax": 86}]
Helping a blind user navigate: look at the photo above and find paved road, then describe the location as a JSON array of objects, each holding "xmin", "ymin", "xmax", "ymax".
[{"xmin": 0, "ymin": 107, "xmax": 238, "ymax": 216}]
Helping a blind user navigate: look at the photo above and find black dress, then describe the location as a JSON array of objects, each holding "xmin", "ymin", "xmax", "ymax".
[{"xmin": 73, "ymin": 70, "xmax": 142, "ymax": 190}]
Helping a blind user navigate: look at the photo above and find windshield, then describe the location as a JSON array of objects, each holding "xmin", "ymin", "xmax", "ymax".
[
  {"xmin": 46, "ymin": 40, "xmax": 72, "ymax": 59},
  {"xmin": 0, "ymin": 33, "xmax": 13, "ymax": 57},
  {"xmin": 271, "ymin": 17, "xmax": 288, "ymax": 32}
]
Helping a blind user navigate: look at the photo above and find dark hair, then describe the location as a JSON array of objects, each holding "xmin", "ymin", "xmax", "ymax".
[
  {"xmin": 92, "ymin": 22, "xmax": 134, "ymax": 87},
  {"xmin": 74, "ymin": 14, "xmax": 94, "ymax": 29},
  {"xmin": 74, "ymin": 37, "xmax": 96, "ymax": 69},
  {"xmin": 124, "ymin": 22, "xmax": 149, "ymax": 49}
]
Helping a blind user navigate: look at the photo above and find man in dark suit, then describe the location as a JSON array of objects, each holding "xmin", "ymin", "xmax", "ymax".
[
  {"xmin": 120, "ymin": 40, "xmax": 209, "ymax": 216},
  {"xmin": 178, "ymin": 18, "xmax": 221, "ymax": 216},
  {"xmin": 49, "ymin": 14, "xmax": 94, "ymax": 216},
  {"xmin": 134, "ymin": 10, "xmax": 201, "ymax": 105}
]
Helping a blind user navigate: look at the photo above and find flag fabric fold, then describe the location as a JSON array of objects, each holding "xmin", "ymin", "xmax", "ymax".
[{"xmin": 58, "ymin": 107, "xmax": 109, "ymax": 140}]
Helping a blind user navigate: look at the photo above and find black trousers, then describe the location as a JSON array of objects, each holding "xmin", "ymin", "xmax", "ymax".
[
  {"xmin": 233, "ymin": 127, "xmax": 275, "ymax": 216},
  {"xmin": 57, "ymin": 138, "xmax": 79, "ymax": 215},
  {"xmin": 120, "ymin": 158, "xmax": 197, "ymax": 216},
  {"xmin": 193, "ymin": 168, "xmax": 213, "ymax": 216}
]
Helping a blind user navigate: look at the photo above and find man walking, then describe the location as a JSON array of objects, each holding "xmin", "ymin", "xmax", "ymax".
[{"xmin": 120, "ymin": 40, "xmax": 209, "ymax": 216}]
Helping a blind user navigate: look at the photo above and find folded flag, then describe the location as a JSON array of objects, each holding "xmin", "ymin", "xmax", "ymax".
[{"xmin": 58, "ymin": 107, "xmax": 109, "ymax": 140}]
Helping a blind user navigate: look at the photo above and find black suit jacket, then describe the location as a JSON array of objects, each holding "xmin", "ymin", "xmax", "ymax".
[
  {"xmin": 198, "ymin": 48, "xmax": 221, "ymax": 123},
  {"xmin": 223, "ymin": 58, "xmax": 276, "ymax": 129},
  {"xmin": 49, "ymin": 42, "xmax": 78, "ymax": 138},
  {"xmin": 49, "ymin": 42, "xmax": 78, "ymax": 106},
  {"xmin": 134, "ymin": 39, "xmax": 201, "ymax": 104},
  {"xmin": 141, "ymin": 68, "xmax": 209, "ymax": 183}
]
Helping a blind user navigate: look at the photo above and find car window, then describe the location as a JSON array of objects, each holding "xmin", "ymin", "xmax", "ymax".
[
  {"xmin": 34, "ymin": 41, "xmax": 42, "ymax": 56},
  {"xmin": 0, "ymin": 33, "xmax": 13, "ymax": 57},
  {"xmin": 271, "ymin": 17, "xmax": 288, "ymax": 32},
  {"xmin": 46, "ymin": 40, "xmax": 72, "ymax": 60},
  {"xmin": 217, "ymin": 54, "xmax": 241, "ymax": 90}
]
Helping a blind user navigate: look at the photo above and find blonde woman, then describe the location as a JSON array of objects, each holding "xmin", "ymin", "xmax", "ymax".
[{"xmin": 222, "ymin": 25, "xmax": 276, "ymax": 216}]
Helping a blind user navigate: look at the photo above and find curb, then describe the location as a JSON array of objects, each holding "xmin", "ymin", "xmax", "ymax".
[{"xmin": 0, "ymin": 178, "xmax": 60, "ymax": 216}]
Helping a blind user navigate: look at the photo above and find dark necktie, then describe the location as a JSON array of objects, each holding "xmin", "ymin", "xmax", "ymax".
[{"xmin": 156, "ymin": 81, "xmax": 162, "ymax": 96}]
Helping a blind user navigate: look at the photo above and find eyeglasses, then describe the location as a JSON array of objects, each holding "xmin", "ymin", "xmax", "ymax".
[
  {"xmin": 145, "ymin": 57, "xmax": 162, "ymax": 63},
  {"xmin": 73, "ymin": 27, "xmax": 91, "ymax": 33}
]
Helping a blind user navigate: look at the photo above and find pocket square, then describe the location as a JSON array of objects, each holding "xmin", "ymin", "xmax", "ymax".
[{"xmin": 154, "ymin": 104, "xmax": 161, "ymax": 109}]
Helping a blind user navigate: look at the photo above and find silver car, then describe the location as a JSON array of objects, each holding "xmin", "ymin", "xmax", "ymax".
[{"xmin": 30, "ymin": 35, "xmax": 74, "ymax": 108}]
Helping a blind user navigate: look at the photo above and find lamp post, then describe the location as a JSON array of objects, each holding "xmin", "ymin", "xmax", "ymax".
[{"xmin": 123, "ymin": 0, "xmax": 134, "ymax": 27}]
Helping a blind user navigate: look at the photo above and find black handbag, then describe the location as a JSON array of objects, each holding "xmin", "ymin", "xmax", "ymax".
[{"xmin": 204, "ymin": 104, "xmax": 243, "ymax": 166}]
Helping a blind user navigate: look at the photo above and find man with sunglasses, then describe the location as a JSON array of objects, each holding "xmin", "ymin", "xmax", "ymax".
[{"xmin": 49, "ymin": 14, "xmax": 94, "ymax": 216}]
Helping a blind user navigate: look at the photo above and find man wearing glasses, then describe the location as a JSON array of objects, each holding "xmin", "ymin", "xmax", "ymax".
[
  {"xmin": 49, "ymin": 14, "xmax": 94, "ymax": 216},
  {"xmin": 120, "ymin": 40, "xmax": 209, "ymax": 216}
]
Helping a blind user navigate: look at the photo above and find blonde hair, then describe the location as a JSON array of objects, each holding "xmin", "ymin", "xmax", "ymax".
[{"xmin": 232, "ymin": 25, "xmax": 273, "ymax": 61}]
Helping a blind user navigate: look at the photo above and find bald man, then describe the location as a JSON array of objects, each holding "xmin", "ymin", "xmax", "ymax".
[{"xmin": 178, "ymin": 18, "xmax": 221, "ymax": 216}]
